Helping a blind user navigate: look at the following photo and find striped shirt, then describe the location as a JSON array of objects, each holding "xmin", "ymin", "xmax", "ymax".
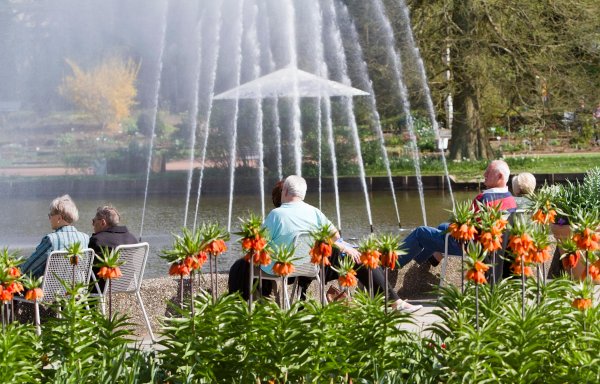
[
  {"xmin": 21, "ymin": 225, "xmax": 90, "ymax": 278},
  {"xmin": 472, "ymin": 187, "xmax": 517, "ymax": 214}
]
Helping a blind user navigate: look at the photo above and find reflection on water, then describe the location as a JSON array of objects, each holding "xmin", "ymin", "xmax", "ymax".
[{"xmin": 1, "ymin": 190, "xmax": 474, "ymax": 278}]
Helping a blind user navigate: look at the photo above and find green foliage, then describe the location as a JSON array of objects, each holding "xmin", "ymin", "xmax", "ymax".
[
  {"xmin": 157, "ymin": 291, "xmax": 432, "ymax": 383},
  {"xmin": 538, "ymin": 167, "xmax": 600, "ymax": 224},
  {"xmin": 0, "ymin": 323, "xmax": 42, "ymax": 383},
  {"xmin": 430, "ymin": 277, "xmax": 600, "ymax": 383}
]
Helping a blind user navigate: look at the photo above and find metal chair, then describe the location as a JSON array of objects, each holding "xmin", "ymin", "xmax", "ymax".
[
  {"xmin": 94, "ymin": 242, "xmax": 155, "ymax": 342},
  {"xmin": 14, "ymin": 248, "xmax": 95, "ymax": 335},
  {"xmin": 439, "ymin": 233, "xmax": 465, "ymax": 289},
  {"xmin": 258, "ymin": 232, "xmax": 321, "ymax": 309}
]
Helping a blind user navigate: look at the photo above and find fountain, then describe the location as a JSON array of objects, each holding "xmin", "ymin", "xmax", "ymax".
[{"xmin": 0, "ymin": 0, "xmax": 457, "ymax": 275}]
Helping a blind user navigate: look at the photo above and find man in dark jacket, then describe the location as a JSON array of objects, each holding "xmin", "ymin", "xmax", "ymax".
[
  {"xmin": 89, "ymin": 206, "xmax": 138, "ymax": 254},
  {"xmin": 89, "ymin": 206, "xmax": 138, "ymax": 292}
]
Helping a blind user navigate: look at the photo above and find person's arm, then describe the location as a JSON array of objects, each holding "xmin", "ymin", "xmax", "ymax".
[
  {"xmin": 21, "ymin": 235, "xmax": 53, "ymax": 277},
  {"xmin": 332, "ymin": 232, "xmax": 361, "ymax": 263}
]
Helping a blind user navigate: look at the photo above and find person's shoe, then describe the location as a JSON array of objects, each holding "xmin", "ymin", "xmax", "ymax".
[
  {"xmin": 428, "ymin": 256, "xmax": 440, "ymax": 267},
  {"xmin": 394, "ymin": 300, "xmax": 423, "ymax": 313},
  {"xmin": 428, "ymin": 251, "xmax": 444, "ymax": 267},
  {"xmin": 399, "ymin": 303, "xmax": 423, "ymax": 313}
]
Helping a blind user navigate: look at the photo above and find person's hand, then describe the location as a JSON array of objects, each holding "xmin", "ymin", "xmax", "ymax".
[{"xmin": 345, "ymin": 247, "xmax": 361, "ymax": 264}]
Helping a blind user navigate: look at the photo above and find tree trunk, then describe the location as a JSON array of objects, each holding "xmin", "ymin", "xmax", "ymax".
[
  {"xmin": 449, "ymin": 82, "xmax": 493, "ymax": 160},
  {"xmin": 447, "ymin": 0, "xmax": 493, "ymax": 161}
]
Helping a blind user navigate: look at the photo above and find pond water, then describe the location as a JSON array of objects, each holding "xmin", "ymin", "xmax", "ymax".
[{"xmin": 1, "ymin": 189, "xmax": 473, "ymax": 278}]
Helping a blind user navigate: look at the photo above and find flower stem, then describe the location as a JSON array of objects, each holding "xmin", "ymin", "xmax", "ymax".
[
  {"xmin": 368, "ymin": 269, "xmax": 373, "ymax": 299},
  {"xmin": 209, "ymin": 254, "xmax": 214, "ymax": 302},
  {"xmin": 214, "ymin": 256, "xmax": 219, "ymax": 299},
  {"xmin": 521, "ymin": 257, "xmax": 525, "ymax": 318},
  {"xmin": 248, "ymin": 255, "xmax": 254, "ymax": 311},
  {"xmin": 109, "ymin": 279, "xmax": 112, "ymax": 320},
  {"xmin": 179, "ymin": 275, "xmax": 184, "ymax": 309},
  {"xmin": 536, "ymin": 265, "xmax": 540, "ymax": 305},
  {"xmin": 476, "ymin": 283, "xmax": 480, "ymax": 331},
  {"xmin": 384, "ymin": 268, "xmax": 389, "ymax": 314},
  {"xmin": 321, "ymin": 259, "xmax": 325, "ymax": 306}
]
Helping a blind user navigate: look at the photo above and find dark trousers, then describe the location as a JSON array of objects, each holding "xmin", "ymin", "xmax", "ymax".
[
  {"xmin": 227, "ymin": 258, "xmax": 274, "ymax": 300},
  {"xmin": 228, "ymin": 249, "xmax": 400, "ymax": 302}
]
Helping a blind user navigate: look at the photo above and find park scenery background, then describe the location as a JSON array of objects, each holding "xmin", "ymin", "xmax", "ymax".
[{"xmin": 1, "ymin": 0, "xmax": 600, "ymax": 383}]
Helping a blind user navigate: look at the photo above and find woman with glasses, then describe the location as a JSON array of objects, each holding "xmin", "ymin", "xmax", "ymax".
[{"xmin": 21, "ymin": 194, "xmax": 89, "ymax": 278}]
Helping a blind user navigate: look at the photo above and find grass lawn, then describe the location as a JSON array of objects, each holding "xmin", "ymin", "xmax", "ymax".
[{"xmin": 366, "ymin": 152, "xmax": 600, "ymax": 181}]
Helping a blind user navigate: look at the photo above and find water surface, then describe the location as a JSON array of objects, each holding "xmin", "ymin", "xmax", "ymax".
[{"xmin": 1, "ymin": 190, "xmax": 473, "ymax": 278}]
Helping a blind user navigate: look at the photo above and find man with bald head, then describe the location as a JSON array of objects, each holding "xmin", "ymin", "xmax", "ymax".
[{"xmin": 399, "ymin": 159, "xmax": 517, "ymax": 268}]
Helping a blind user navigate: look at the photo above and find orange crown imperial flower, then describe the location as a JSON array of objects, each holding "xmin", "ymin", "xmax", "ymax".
[
  {"xmin": 6, "ymin": 281, "xmax": 24, "ymax": 294},
  {"xmin": 572, "ymin": 298, "xmax": 592, "ymax": 311},
  {"xmin": 508, "ymin": 233, "xmax": 534, "ymax": 257},
  {"xmin": 473, "ymin": 261, "xmax": 490, "ymax": 273},
  {"xmin": 360, "ymin": 250, "xmax": 381, "ymax": 270},
  {"xmin": 479, "ymin": 232, "xmax": 503, "ymax": 252},
  {"xmin": 310, "ymin": 241, "xmax": 333, "ymax": 265},
  {"xmin": 562, "ymin": 251, "xmax": 580, "ymax": 269},
  {"xmin": 532, "ymin": 209, "xmax": 556, "ymax": 225},
  {"xmin": 168, "ymin": 262, "xmax": 190, "ymax": 277},
  {"xmin": 380, "ymin": 250, "xmax": 398, "ymax": 270},
  {"xmin": 25, "ymin": 287, "xmax": 44, "ymax": 301},
  {"xmin": 510, "ymin": 262, "xmax": 534, "ymax": 277},
  {"xmin": 205, "ymin": 239, "xmax": 228, "ymax": 255},
  {"xmin": 272, "ymin": 261, "xmax": 294, "ymax": 277},
  {"xmin": 338, "ymin": 270, "xmax": 358, "ymax": 288},
  {"xmin": 465, "ymin": 269, "xmax": 487, "ymax": 285},
  {"xmin": 0, "ymin": 287, "xmax": 13, "ymax": 302},
  {"xmin": 573, "ymin": 228, "xmax": 600, "ymax": 252},
  {"xmin": 585, "ymin": 263, "xmax": 600, "ymax": 281},
  {"xmin": 98, "ymin": 266, "xmax": 122, "ymax": 280},
  {"xmin": 449, "ymin": 222, "xmax": 478, "ymax": 242},
  {"xmin": 245, "ymin": 250, "xmax": 272, "ymax": 266},
  {"xmin": 8, "ymin": 266, "xmax": 21, "ymax": 278}
]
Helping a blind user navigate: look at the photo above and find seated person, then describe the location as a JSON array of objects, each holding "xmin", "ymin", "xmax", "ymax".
[
  {"xmin": 89, "ymin": 205, "xmax": 138, "ymax": 254},
  {"xmin": 400, "ymin": 160, "xmax": 517, "ymax": 268},
  {"xmin": 89, "ymin": 205, "xmax": 138, "ymax": 292},
  {"xmin": 511, "ymin": 172, "xmax": 536, "ymax": 210},
  {"xmin": 261, "ymin": 175, "xmax": 421, "ymax": 312},
  {"xmin": 21, "ymin": 195, "xmax": 90, "ymax": 278}
]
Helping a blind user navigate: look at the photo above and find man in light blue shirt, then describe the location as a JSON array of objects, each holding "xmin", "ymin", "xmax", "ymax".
[
  {"xmin": 261, "ymin": 175, "xmax": 358, "ymax": 275},
  {"xmin": 261, "ymin": 175, "xmax": 422, "ymax": 312}
]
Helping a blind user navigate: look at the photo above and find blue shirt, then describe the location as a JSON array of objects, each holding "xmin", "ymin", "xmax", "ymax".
[
  {"xmin": 261, "ymin": 201, "xmax": 333, "ymax": 274},
  {"xmin": 21, "ymin": 225, "xmax": 90, "ymax": 278}
]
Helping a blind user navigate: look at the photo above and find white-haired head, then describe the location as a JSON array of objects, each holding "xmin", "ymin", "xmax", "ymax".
[
  {"xmin": 512, "ymin": 173, "xmax": 536, "ymax": 196},
  {"xmin": 484, "ymin": 160, "xmax": 511, "ymax": 188},
  {"xmin": 49, "ymin": 194, "xmax": 79, "ymax": 224},
  {"xmin": 283, "ymin": 175, "xmax": 307, "ymax": 201}
]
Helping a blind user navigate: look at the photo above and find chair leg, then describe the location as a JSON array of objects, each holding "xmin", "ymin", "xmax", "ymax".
[
  {"xmin": 440, "ymin": 256, "xmax": 449, "ymax": 288},
  {"xmin": 34, "ymin": 301, "xmax": 41, "ymax": 336},
  {"xmin": 282, "ymin": 278, "xmax": 290, "ymax": 310},
  {"xmin": 136, "ymin": 290, "xmax": 155, "ymax": 343},
  {"xmin": 99, "ymin": 295, "xmax": 106, "ymax": 316}
]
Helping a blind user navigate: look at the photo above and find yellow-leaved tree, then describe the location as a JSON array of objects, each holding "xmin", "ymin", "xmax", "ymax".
[{"xmin": 60, "ymin": 57, "xmax": 139, "ymax": 132}]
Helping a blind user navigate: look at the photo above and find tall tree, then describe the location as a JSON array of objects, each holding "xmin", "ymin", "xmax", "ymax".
[{"xmin": 407, "ymin": 0, "xmax": 600, "ymax": 159}]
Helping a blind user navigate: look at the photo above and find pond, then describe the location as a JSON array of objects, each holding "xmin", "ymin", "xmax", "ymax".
[{"xmin": 1, "ymin": 189, "xmax": 473, "ymax": 278}]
